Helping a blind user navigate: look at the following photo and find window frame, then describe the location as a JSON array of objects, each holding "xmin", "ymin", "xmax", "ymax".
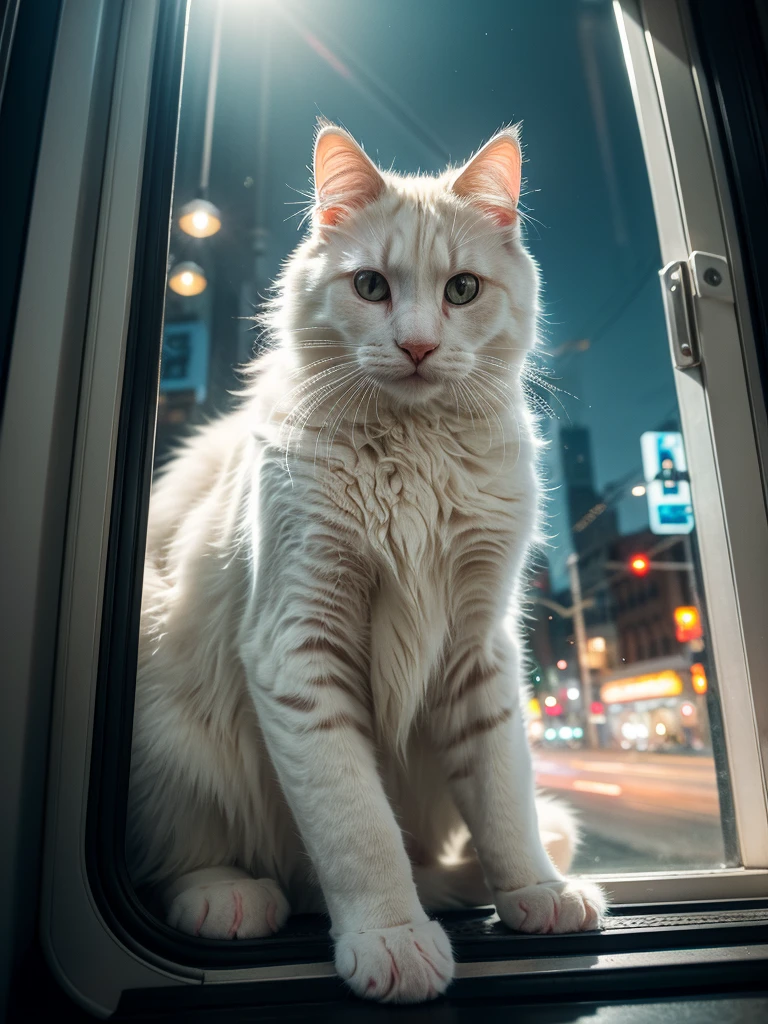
[
  {"xmin": 613, "ymin": 0, "xmax": 768, "ymax": 884},
  {"xmin": 7, "ymin": 0, "xmax": 766, "ymax": 1014}
]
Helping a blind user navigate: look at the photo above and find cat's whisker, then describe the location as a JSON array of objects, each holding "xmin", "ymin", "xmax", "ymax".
[
  {"xmin": 280, "ymin": 365, "xmax": 362, "ymax": 460},
  {"xmin": 350, "ymin": 377, "xmax": 377, "ymax": 454},
  {"xmin": 522, "ymin": 368, "xmax": 580, "ymax": 401},
  {"xmin": 471, "ymin": 369, "xmax": 524, "ymax": 472},
  {"xmin": 276, "ymin": 361, "xmax": 359, "ymax": 415},
  {"xmin": 521, "ymin": 372, "xmax": 575, "ymax": 420},
  {"xmin": 313, "ymin": 372, "xmax": 367, "ymax": 468},
  {"xmin": 311, "ymin": 373, "xmax": 362, "ymax": 471},
  {"xmin": 474, "ymin": 354, "xmax": 517, "ymax": 373},
  {"xmin": 287, "ymin": 354, "xmax": 356, "ymax": 379},
  {"xmin": 289, "ymin": 371, "xmax": 359, "ymax": 468},
  {"xmin": 449, "ymin": 381, "xmax": 461, "ymax": 420},
  {"xmin": 325, "ymin": 373, "xmax": 370, "ymax": 462},
  {"xmin": 521, "ymin": 381, "xmax": 559, "ymax": 420},
  {"xmin": 462, "ymin": 377, "xmax": 495, "ymax": 455},
  {"xmin": 455, "ymin": 379, "xmax": 477, "ymax": 432}
]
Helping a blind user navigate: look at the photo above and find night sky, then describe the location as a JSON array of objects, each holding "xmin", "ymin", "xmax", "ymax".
[{"xmin": 175, "ymin": 0, "xmax": 680, "ymax": 588}]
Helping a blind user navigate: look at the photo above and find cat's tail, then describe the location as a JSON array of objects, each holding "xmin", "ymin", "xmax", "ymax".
[
  {"xmin": 413, "ymin": 795, "xmax": 580, "ymax": 911},
  {"xmin": 535, "ymin": 792, "xmax": 580, "ymax": 875}
]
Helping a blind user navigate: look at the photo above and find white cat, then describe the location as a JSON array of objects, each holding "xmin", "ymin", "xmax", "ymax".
[{"xmin": 129, "ymin": 122, "xmax": 606, "ymax": 1004}]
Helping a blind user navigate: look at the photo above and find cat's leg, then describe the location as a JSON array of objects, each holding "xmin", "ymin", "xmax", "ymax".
[
  {"xmin": 434, "ymin": 636, "xmax": 606, "ymax": 935},
  {"xmin": 162, "ymin": 867, "xmax": 290, "ymax": 939},
  {"xmin": 242, "ymin": 533, "xmax": 453, "ymax": 1002}
]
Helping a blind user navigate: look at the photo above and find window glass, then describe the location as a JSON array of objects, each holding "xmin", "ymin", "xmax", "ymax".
[{"xmin": 153, "ymin": 0, "xmax": 730, "ymax": 876}]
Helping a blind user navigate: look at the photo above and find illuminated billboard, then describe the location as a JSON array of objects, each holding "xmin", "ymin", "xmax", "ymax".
[{"xmin": 601, "ymin": 670, "xmax": 684, "ymax": 705}]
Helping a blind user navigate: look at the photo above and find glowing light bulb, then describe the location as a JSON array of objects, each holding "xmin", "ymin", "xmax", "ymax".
[
  {"xmin": 544, "ymin": 696, "xmax": 557, "ymax": 708},
  {"xmin": 168, "ymin": 261, "xmax": 207, "ymax": 296},
  {"xmin": 193, "ymin": 211, "xmax": 209, "ymax": 231},
  {"xmin": 178, "ymin": 198, "xmax": 222, "ymax": 238}
]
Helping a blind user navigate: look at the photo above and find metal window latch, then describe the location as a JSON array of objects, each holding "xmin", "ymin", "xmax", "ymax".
[{"xmin": 659, "ymin": 252, "xmax": 732, "ymax": 371}]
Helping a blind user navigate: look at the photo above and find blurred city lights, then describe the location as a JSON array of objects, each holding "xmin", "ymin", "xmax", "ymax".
[
  {"xmin": 559, "ymin": 726, "xmax": 574, "ymax": 740},
  {"xmin": 674, "ymin": 606, "xmax": 703, "ymax": 642},
  {"xmin": 587, "ymin": 636, "xmax": 606, "ymax": 653},
  {"xmin": 567, "ymin": 687, "xmax": 580, "ymax": 701},
  {"xmin": 655, "ymin": 722, "xmax": 667, "ymax": 735},
  {"xmin": 691, "ymin": 663, "xmax": 708, "ymax": 694},
  {"xmin": 631, "ymin": 484, "xmax": 646, "ymax": 496},
  {"xmin": 681, "ymin": 703, "xmax": 694, "ymax": 717},
  {"xmin": 544, "ymin": 728, "xmax": 557, "ymax": 741},
  {"xmin": 529, "ymin": 720, "xmax": 544, "ymax": 738},
  {"xmin": 544, "ymin": 695, "xmax": 557, "ymax": 707},
  {"xmin": 556, "ymin": 659, "xmax": 568, "ymax": 670},
  {"xmin": 573, "ymin": 727, "xmax": 584, "ymax": 739}
]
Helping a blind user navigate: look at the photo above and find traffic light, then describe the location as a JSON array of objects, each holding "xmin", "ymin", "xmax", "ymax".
[
  {"xmin": 674, "ymin": 606, "xmax": 703, "ymax": 643},
  {"xmin": 690, "ymin": 662, "xmax": 708, "ymax": 694},
  {"xmin": 629, "ymin": 554, "xmax": 650, "ymax": 576}
]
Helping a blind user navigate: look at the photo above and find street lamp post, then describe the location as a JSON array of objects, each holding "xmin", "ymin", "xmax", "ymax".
[{"xmin": 566, "ymin": 552, "xmax": 599, "ymax": 750}]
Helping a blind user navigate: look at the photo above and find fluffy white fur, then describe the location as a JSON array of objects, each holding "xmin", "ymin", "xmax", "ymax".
[{"xmin": 128, "ymin": 123, "xmax": 606, "ymax": 1004}]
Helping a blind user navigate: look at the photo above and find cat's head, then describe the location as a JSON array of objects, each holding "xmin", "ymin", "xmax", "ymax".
[{"xmin": 278, "ymin": 122, "xmax": 539, "ymax": 414}]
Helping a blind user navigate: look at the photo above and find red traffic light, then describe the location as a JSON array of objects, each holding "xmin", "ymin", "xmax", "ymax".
[
  {"xmin": 629, "ymin": 554, "xmax": 650, "ymax": 576},
  {"xmin": 590, "ymin": 701, "xmax": 605, "ymax": 715},
  {"xmin": 543, "ymin": 701, "xmax": 563, "ymax": 717}
]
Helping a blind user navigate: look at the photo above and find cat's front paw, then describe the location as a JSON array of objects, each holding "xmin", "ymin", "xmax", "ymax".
[
  {"xmin": 495, "ymin": 879, "xmax": 606, "ymax": 934},
  {"xmin": 167, "ymin": 877, "xmax": 290, "ymax": 939},
  {"xmin": 335, "ymin": 920, "xmax": 454, "ymax": 1003}
]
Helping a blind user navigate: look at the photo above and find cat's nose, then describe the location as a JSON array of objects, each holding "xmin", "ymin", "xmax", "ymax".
[{"xmin": 396, "ymin": 339, "xmax": 439, "ymax": 365}]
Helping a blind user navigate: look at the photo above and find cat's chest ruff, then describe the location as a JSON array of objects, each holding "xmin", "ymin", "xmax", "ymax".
[{"xmin": 327, "ymin": 422, "xmax": 518, "ymax": 568}]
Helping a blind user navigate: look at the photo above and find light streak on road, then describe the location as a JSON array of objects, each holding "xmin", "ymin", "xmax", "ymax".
[
  {"xmin": 534, "ymin": 748, "xmax": 726, "ymax": 867},
  {"xmin": 572, "ymin": 779, "xmax": 622, "ymax": 796}
]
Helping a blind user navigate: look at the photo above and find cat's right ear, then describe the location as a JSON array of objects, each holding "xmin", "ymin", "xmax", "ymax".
[{"xmin": 313, "ymin": 125, "xmax": 384, "ymax": 227}]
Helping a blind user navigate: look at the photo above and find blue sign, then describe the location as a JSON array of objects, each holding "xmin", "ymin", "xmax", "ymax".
[
  {"xmin": 160, "ymin": 320, "xmax": 209, "ymax": 403},
  {"xmin": 640, "ymin": 431, "xmax": 694, "ymax": 535}
]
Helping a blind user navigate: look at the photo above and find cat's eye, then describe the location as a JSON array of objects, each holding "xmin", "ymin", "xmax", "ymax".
[
  {"xmin": 354, "ymin": 270, "xmax": 390, "ymax": 302},
  {"xmin": 444, "ymin": 273, "xmax": 479, "ymax": 305}
]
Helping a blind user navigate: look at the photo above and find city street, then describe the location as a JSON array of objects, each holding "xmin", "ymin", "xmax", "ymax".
[{"xmin": 534, "ymin": 748, "xmax": 727, "ymax": 873}]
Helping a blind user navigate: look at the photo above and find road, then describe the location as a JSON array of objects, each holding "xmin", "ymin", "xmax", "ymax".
[{"xmin": 533, "ymin": 748, "xmax": 727, "ymax": 873}]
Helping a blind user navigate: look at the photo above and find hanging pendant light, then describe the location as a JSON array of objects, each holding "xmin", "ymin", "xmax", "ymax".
[
  {"xmin": 178, "ymin": 198, "xmax": 222, "ymax": 238},
  {"xmin": 176, "ymin": 3, "xmax": 223, "ymax": 240},
  {"xmin": 168, "ymin": 261, "xmax": 207, "ymax": 296}
]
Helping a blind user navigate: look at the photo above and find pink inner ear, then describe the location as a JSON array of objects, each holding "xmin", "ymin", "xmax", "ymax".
[
  {"xmin": 314, "ymin": 130, "xmax": 383, "ymax": 225},
  {"xmin": 452, "ymin": 134, "xmax": 522, "ymax": 226}
]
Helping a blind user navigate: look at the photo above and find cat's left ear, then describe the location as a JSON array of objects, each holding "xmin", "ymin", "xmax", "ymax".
[
  {"xmin": 451, "ymin": 127, "xmax": 522, "ymax": 227},
  {"xmin": 313, "ymin": 124, "xmax": 385, "ymax": 227}
]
